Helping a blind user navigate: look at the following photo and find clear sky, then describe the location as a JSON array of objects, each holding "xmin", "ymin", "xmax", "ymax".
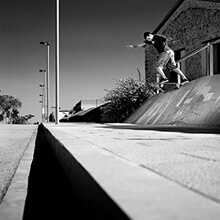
[{"xmin": 0, "ymin": 0, "xmax": 178, "ymax": 122}]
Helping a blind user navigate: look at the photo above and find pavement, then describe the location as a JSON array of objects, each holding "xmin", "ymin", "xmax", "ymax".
[
  {"xmin": 0, "ymin": 123, "xmax": 220, "ymax": 219},
  {"xmin": 0, "ymin": 125, "xmax": 37, "ymax": 220}
]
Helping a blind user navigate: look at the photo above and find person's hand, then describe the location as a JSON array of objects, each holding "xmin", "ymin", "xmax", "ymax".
[{"xmin": 126, "ymin": 45, "xmax": 134, "ymax": 48}]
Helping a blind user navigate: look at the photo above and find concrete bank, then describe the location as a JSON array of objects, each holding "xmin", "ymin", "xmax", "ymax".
[
  {"xmin": 42, "ymin": 123, "xmax": 220, "ymax": 220},
  {"xmin": 125, "ymin": 75, "xmax": 220, "ymax": 128}
]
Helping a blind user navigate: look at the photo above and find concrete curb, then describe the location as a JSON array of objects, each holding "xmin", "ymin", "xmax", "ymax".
[
  {"xmin": 42, "ymin": 124, "xmax": 130, "ymax": 220},
  {"xmin": 42, "ymin": 123, "xmax": 220, "ymax": 220}
]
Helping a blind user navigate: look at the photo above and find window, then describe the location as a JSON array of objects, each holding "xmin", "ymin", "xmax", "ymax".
[
  {"xmin": 213, "ymin": 42, "xmax": 220, "ymax": 75},
  {"xmin": 202, "ymin": 37, "xmax": 220, "ymax": 76}
]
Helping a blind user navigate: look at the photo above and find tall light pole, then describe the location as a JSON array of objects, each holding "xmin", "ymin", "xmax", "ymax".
[
  {"xmin": 39, "ymin": 41, "xmax": 50, "ymax": 123},
  {"xmin": 39, "ymin": 69, "xmax": 46, "ymax": 121},
  {"xmin": 39, "ymin": 95, "xmax": 44, "ymax": 122},
  {"xmin": 55, "ymin": 0, "xmax": 60, "ymax": 124},
  {"xmin": 39, "ymin": 101, "xmax": 43, "ymax": 122},
  {"xmin": 39, "ymin": 84, "xmax": 45, "ymax": 122}
]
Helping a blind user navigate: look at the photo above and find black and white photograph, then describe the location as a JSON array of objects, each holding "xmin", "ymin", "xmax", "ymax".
[{"xmin": 0, "ymin": 0, "xmax": 220, "ymax": 219}]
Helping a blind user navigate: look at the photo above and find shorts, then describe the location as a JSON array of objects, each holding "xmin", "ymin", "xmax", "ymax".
[{"xmin": 155, "ymin": 49, "xmax": 177, "ymax": 71}]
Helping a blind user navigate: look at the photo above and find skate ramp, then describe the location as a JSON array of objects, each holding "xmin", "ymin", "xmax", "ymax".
[{"xmin": 125, "ymin": 75, "xmax": 220, "ymax": 129}]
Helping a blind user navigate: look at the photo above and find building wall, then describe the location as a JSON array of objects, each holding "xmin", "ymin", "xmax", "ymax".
[{"xmin": 145, "ymin": 0, "xmax": 220, "ymax": 82}]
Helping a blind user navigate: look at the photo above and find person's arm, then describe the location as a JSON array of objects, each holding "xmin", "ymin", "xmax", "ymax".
[{"xmin": 126, "ymin": 42, "xmax": 146, "ymax": 48}]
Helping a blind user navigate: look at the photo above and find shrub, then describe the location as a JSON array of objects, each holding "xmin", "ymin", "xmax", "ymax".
[{"xmin": 102, "ymin": 72, "xmax": 154, "ymax": 122}]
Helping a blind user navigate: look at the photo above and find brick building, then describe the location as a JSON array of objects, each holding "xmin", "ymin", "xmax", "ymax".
[{"xmin": 145, "ymin": 0, "xmax": 220, "ymax": 83}]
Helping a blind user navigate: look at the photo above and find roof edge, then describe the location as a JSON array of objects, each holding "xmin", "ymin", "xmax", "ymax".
[{"xmin": 152, "ymin": 0, "xmax": 185, "ymax": 34}]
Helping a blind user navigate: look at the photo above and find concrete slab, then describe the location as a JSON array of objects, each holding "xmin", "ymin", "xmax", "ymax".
[{"xmin": 42, "ymin": 123, "xmax": 220, "ymax": 220}]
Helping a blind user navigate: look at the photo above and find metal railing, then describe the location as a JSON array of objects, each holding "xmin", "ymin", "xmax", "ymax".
[{"xmin": 176, "ymin": 42, "xmax": 210, "ymax": 63}]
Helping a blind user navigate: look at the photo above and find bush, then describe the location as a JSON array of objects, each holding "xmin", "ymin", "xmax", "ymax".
[{"xmin": 102, "ymin": 73, "xmax": 154, "ymax": 122}]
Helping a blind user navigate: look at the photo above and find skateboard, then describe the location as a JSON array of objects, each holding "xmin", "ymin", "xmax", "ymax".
[
  {"xmin": 158, "ymin": 81, "xmax": 189, "ymax": 89},
  {"xmin": 159, "ymin": 82, "xmax": 182, "ymax": 89},
  {"xmin": 152, "ymin": 81, "xmax": 188, "ymax": 94}
]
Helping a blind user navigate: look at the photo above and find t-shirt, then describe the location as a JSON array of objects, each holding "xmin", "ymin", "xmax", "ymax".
[{"xmin": 144, "ymin": 35, "xmax": 170, "ymax": 53}]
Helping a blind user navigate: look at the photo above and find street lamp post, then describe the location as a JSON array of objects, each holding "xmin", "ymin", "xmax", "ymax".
[
  {"xmin": 39, "ymin": 95, "xmax": 44, "ymax": 122},
  {"xmin": 39, "ymin": 69, "xmax": 46, "ymax": 121},
  {"xmin": 55, "ymin": 0, "xmax": 60, "ymax": 124},
  {"xmin": 39, "ymin": 100, "xmax": 43, "ymax": 122},
  {"xmin": 39, "ymin": 84, "xmax": 45, "ymax": 122},
  {"xmin": 39, "ymin": 41, "xmax": 50, "ymax": 123}
]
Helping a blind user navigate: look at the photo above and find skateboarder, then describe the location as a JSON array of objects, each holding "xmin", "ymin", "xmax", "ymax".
[{"xmin": 127, "ymin": 31, "xmax": 189, "ymax": 84}]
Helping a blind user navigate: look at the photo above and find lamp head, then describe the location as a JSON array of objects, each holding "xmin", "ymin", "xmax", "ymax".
[
  {"xmin": 39, "ymin": 41, "xmax": 50, "ymax": 47},
  {"xmin": 39, "ymin": 69, "xmax": 46, "ymax": 72}
]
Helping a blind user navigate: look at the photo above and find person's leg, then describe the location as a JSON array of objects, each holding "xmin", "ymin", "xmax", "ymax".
[
  {"xmin": 172, "ymin": 67, "xmax": 188, "ymax": 79},
  {"xmin": 168, "ymin": 49, "xmax": 188, "ymax": 80},
  {"xmin": 155, "ymin": 66, "xmax": 167, "ymax": 79},
  {"xmin": 155, "ymin": 52, "xmax": 169, "ymax": 80}
]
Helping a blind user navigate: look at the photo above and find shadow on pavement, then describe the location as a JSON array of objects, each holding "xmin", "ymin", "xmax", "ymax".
[
  {"xmin": 23, "ymin": 126, "xmax": 82, "ymax": 220},
  {"xmin": 23, "ymin": 125, "xmax": 131, "ymax": 220},
  {"xmin": 102, "ymin": 124, "xmax": 220, "ymax": 134}
]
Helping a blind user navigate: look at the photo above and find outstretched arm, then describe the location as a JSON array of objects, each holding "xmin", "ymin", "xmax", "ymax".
[{"xmin": 126, "ymin": 42, "xmax": 146, "ymax": 48}]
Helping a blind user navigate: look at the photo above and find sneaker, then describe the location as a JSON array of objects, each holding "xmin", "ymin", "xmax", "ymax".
[
  {"xmin": 181, "ymin": 78, "xmax": 189, "ymax": 85},
  {"xmin": 159, "ymin": 78, "xmax": 169, "ymax": 84}
]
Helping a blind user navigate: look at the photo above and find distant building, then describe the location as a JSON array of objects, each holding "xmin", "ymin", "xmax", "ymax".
[{"xmin": 145, "ymin": 0, "xmax": 220, "ymax": 83}]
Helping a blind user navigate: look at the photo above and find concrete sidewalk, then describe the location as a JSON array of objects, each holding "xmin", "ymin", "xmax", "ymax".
[
  {"xmin": 43, "ymin": 123, "xmax": 220, "ymax": 220},
  {"xmin": 1, "ymin": 123, "xmax": 220, "ymax": 220}
]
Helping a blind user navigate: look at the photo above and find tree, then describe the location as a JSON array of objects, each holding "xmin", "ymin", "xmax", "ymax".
[
  {"xmin": 0, "ymin": 94, "xmax": 22, "ymax": 123},
  {"xmin": 102, "ymin": 71, "xmax": 154, "ymax": 122},
  {"xmin": 14, "ymin": 114, "xmax": 35, "ymax": 124}
]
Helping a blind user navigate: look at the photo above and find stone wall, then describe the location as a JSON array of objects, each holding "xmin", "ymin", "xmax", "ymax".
[{"xmin": 145, "ymin": 0, "xmax": 220, "ymax": 82}]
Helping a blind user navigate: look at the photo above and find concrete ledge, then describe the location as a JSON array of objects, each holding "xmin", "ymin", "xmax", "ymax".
[
  {"xmin": 42, "ymin": 124, "xmax": 130, "ymax": 220},
  {"xmin": 42, "ymin": 123, "xmax": 220, "ymax": 220}
]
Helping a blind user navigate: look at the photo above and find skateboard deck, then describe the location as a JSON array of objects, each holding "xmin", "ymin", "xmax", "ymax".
[
  {"xmin": 160, "ymin": 82, "xmax": 181, "ymax": 88},
  {"xmin": 157, "ymin": 82, "xmax": 188, "ymax": 89}
]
